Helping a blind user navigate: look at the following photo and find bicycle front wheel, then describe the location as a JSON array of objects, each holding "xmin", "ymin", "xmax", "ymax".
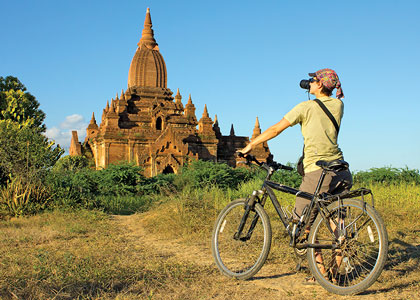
[
  {"xmin": 307, "ymin": 199, "xmax": 388, "ymax": 295},
  {"xmin": 211, "ymin": 199, "xmax": 272, "ymax": 280}
]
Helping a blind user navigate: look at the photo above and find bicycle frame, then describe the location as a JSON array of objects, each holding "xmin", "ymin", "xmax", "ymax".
[{"xmin": 243, "ymin": 166, "xmax": 340, "ymax": 250}]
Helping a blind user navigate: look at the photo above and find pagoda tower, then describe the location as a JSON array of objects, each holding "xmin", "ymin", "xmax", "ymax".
[{"xmin": 71, "ymin": 8, "xmax": 270, "ymax": 176}]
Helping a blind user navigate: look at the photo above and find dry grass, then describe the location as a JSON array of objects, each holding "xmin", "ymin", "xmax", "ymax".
[
  {"xmin": 1, "ymin": 182, "xmax": 419, "ymax": 299},
  {"xmin": 142, "ymin": 182, "xmax": 420, "ymax": 298},
  {"xmin": 0, "ymin": 209, "xmax": 279, "ymax": 300}
]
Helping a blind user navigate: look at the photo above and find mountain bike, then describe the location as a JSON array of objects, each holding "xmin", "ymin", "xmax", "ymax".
[{"xmin": 211, "ymin": 153, "xmax": 388, "ymax": 295}]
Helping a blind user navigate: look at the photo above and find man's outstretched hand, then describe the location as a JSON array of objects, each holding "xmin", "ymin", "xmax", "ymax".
[{"xmin": 237, "ymin": 144, "xmax": 253, "ymax": 156}]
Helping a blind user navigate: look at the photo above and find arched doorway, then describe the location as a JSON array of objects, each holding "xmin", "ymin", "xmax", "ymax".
[
  {"xmin": 156, "ymin": 117, "xmax": 163, "ymax": 130},
  {"xmin": 162, "ymin": 165, "xmax": 174, "ymax": 174}
]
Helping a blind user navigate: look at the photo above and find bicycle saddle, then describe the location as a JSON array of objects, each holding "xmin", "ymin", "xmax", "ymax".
[{"xmin": 316, "ymin": 160, "xmax": 349, "ymax": 172}]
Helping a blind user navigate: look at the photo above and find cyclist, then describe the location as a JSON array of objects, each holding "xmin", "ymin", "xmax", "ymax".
[{"xmin": 238, "ymin": 68, "xmax": 352, "ymax": 282}]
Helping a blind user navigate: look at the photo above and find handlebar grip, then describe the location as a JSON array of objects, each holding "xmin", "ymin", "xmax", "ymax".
[{"xmin": 282, "ymin": 165, "xmax": 294, "ymax": 171}]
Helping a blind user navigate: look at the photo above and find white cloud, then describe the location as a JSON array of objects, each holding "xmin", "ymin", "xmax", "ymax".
[
  {"xmin": 45, "ymin": 114, "xmax": 88, "ymax": 151},
  {"xmin": 60, "ymin": 114, "xmax": 85, "ymax": 129}
]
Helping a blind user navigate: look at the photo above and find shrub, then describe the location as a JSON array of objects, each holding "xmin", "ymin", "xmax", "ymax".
[
  {"xmin": 353, "ymin": 167, "xmax": 420, "ymax": 185},
  {"xmin": 137, "ymin": 173, "xmax": 176, "ymax": 195},
  {"xmin": 44, "ymin": 162, "xmax": 174, "ymax": 211},
  {"xmin": 45, "ymin": 168, "xmax": 98, "ymax": 208},
  {"xmin": 53, "ymin": 155, "xmax": 90, "ymax": 172},
  {"xmin": 0, "ymin": 176, "xmax": 53, "ymax": 216},
  {"xmin": 95, "ymin": 162, "xmax": 143, "ymax": 196},
  {"xmin": 177, "ymin": 160, "xmax": 253, "ymax": 190}
]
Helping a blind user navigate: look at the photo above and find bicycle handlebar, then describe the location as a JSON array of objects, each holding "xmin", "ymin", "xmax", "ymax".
[{"xmin": 237, "ymin": 152, "xmax": 294, "ymax": 172}]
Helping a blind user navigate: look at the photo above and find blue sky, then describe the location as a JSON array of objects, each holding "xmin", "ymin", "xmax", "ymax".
[{"xmin": 1, "ymin": 0, "xmax": 419, "ymax": 171}]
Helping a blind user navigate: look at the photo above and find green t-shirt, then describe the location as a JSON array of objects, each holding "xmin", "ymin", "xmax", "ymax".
[{"xmin": 284, "ymin": 96, "xmax": 344, "ymax": 173}]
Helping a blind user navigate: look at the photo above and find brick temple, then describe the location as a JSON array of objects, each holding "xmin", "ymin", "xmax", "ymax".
[{"xmin": 70, "ymin": 8, "xmax": 270, "ymax": 176}]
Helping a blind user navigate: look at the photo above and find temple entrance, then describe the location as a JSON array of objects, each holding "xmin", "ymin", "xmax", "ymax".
[
  {"xmin": 162, "ymin": 165, "xmax": 174, "ymax": 174},
  {"xmin": 156, "ymin": 117, "xmax": 162, "ymax": 130}
]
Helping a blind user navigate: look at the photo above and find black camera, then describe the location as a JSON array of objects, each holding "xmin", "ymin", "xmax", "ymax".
[{"xmin": 300, "ymin": 78, "xmax": 316, "ymax": 90}]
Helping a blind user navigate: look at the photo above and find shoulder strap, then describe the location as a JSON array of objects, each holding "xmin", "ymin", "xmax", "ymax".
[{"xmin": 314, "ymin": 99, "xmax": 340, "ymax": 134}]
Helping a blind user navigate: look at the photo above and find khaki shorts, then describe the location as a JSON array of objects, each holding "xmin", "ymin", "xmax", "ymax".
[{"xmin": 293, "ymin": 168, "xmax": 353, "ymax": 224}]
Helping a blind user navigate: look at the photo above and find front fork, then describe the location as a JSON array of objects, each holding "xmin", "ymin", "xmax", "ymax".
[{"xmin": 234, "ymin": 190, "xmax": 265, "ymax": 241}]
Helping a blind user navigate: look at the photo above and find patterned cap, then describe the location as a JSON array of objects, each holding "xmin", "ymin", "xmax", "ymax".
[{"xmin": 309, "ymin": 68, "xmax": 344, "ymax": 99}]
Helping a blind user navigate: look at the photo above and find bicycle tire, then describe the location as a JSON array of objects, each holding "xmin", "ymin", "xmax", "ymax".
[
  {"xmin": 307, "ymin": 199, "xmax": 388, "ymax": 295},
  {"xmin": 211, "ymin": 199, "xmax": 272, "ymax": 280}
]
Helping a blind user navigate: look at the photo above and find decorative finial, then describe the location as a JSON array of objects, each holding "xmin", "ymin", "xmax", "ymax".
[
  {"xmin": 106, "ymin": 100, "xmax": 110, "ymax": 112},
  {"xmin": 121, "ymin": 89, "xmax": 125, "ymax": 100},
  {"xmin": 230, "ymin": 124, "xmax": 235, "ymax": 136},
  {"xmin": 214, "ymin": 114, "xmax": 218, "ymax": 124},
  {"xmin": 252, "ymin": 116, "xmax": 262, "ymax": 140},
  {"xmin": 202, "ymin": 104, "xmax": 209, "ymax": 118},
  {"xmin": 175, "ymin": 88, "xmax": 182, "ymax": 103},
  {"xmin": 115, "ymin": 92, "xmax": 119, "ymax": 101},
  {"xmin": 90, "ymin": 112, "xmax": 96, "ymax": 124},
  {"xmin": 138, "ymin": 7, "xmax": 158, "ymax": 49},
  {"xmin": 185, "ymin": 94, "xmax": 196, "ymax": 118}
]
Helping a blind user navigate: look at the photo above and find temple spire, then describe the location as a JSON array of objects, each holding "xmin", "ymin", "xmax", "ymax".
[
  {"xmin": 87, "ymin": 111, "xmax": 99, "ymax": 133},
  {"xmin": 230, "ymin": 124, "xmax": 235, "ymax": 136},
  {"xmin": 202, "ymin": 104, "xmax": 209, "ymax": 118},
  {"xmin": 120, "ymin": 89, "xmax": 125, "ymax": 100},
  {"xmin": 251, "ymin": 116, "xmax": 262, "ymax": 140},
  {"xmin": 198, "ymin": 104, "xmax": 214, "ymax": 134},
  {"xmin": 187, "ymin": 94, "xmax": 193, "ymax": 105},
  {"xmin": 90, "ymin": 112, "xmax": 96, "ymax": 125},
  {"xmin": 138, "ymin": 7, "xmax": 158, "ymax": 50},
  {"xmin": 175, "ymin": 88, "xmax": 182, "ymax": 104},
  {"xmin": 185, "ymin": 94, "xmax": 196, "ymax": 120}
]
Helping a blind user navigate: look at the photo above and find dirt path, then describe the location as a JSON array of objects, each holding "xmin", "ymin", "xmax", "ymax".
[{"xmin": 111, "ymin": 213, "xmax": 409, "ymax": 300}]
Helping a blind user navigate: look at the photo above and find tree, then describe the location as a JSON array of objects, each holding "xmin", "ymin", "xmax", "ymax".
[
  {"xmin": 0, "ymin": 76, "xmax": 63, "ymax": 215},
  {"xmin": 0, "ymin": 76, "xmax": 63, "ymax": 185},
  {"xmin": 0, "ymin": 120, "xmax": 64, "ymax": 186},
  {"xmin": 0, "ymin": 76, "xmax": 46, "ymax": 131}
]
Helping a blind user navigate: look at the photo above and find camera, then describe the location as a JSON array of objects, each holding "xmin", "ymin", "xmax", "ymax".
[{"xmin": 300, "ymin": 78, "xmax": 315, "ymax": 90}]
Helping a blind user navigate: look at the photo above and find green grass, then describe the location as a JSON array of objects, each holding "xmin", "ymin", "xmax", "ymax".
[{"xmin": 94, "ymin": 194, "xmax": 157, "ymax": 215}]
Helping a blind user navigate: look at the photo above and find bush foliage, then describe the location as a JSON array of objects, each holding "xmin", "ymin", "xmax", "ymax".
[
  {"xmin": 44, "ymin": 161, "xmax": 175, "ymax": 212},
  {"xmin": 177, "ymin": 160, "xmax": 253, "ymax": 190},
  {"xmin": 2, "ymin": 150, "xmax": 420, "ymax": 217},
  {"xmin": 353, "ymin": 167, "xmax": 420, "ymax": 185}
]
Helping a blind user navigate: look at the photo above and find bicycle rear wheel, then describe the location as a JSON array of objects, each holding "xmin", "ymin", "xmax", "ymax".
[
  {"xmin": 211, "ymin": 199, "xmax": 272, "ymax": 280},
  {"xmin": 307, "ymin": 199, "xmax": 388, "ymax": 295}
]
